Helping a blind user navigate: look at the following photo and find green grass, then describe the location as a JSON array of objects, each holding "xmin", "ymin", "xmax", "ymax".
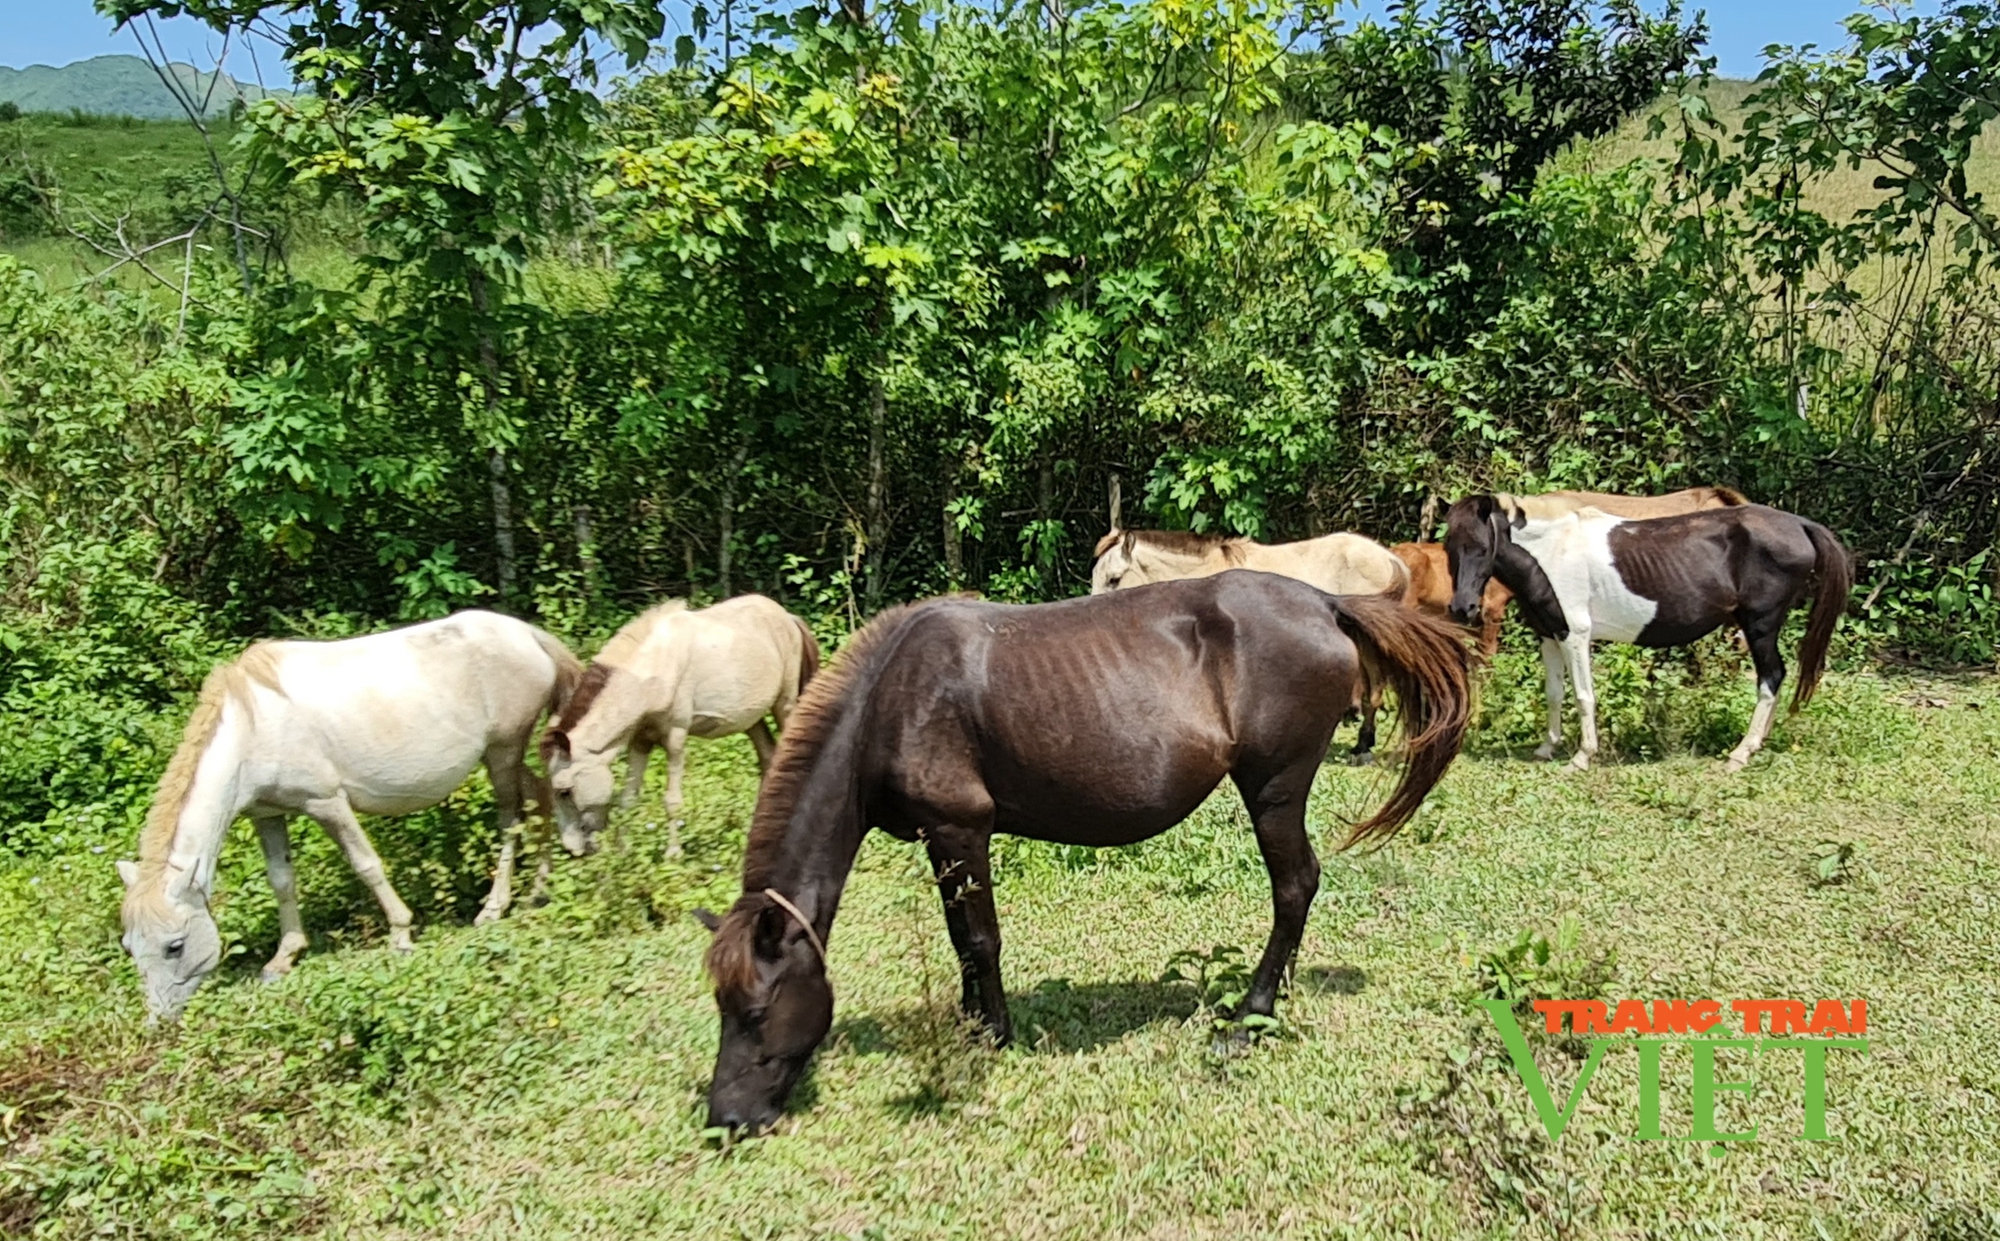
[{"xmin": 3, "ymin": 660, "xmax": 1997, "ymax": 1238}]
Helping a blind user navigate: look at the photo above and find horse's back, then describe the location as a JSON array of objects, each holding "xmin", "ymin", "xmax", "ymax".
[
  {"xmin": 865, "ymin": 575, "xmax": 1358, "ymax": 844},
  {"xmin": 646, "ymin": 595, "xmax": 803, "ymax": 729},
  {"xmin": 1254, "ymin": 532, "xmax": 1404, "ymax": 596},
  {"xmin": 264, "ymin": 611, "xmax": 558, "ymax": 750}
]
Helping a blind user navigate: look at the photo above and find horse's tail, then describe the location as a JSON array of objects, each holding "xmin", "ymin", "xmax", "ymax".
[
  {"xmin": 1324, "ymin": 593, "xmax": 1473, "ymax": 849},
  {"xmin": 791, "ymin": 614, "xmax": 821, "ymax": 694},
  {"xmin": 531, "ymin": 626, "xmax": 586, "ymax": 716},
  {"xmin": 1792, "ymin": 519, "xmax": 1852, "ymax": 713}
]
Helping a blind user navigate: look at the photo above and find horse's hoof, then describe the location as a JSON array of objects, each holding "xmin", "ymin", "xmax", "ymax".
[
  {"xmin": 389, "ymin": 933, "xmax": 416, "ymax": 954},
  {"xmin": 1723, "ymin": 756, "xmax": 1748, "ymax": 775},
  {"xmin": 258, "ymin": 968, "xmax": 286, "ymax": 984},
  {"xmin": 474, "ymin": 907, "xmax": 503, "ymax": 927},
  {"xmin": 1533, "ymin": 745, "xmax": 1557, "ymax": 762},
  {"xmin": 1569, "ymin": 753, "xmax": 1592, "ymax": 772},
  {"xmin": 1347, "ymin": 750, "xmax": 1375, "ymax": 767}
]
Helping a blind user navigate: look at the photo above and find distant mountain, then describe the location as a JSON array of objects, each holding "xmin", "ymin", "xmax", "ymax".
[{"xmin": 0, "ymin": 55, "xmax": 289, "ymax": 120}]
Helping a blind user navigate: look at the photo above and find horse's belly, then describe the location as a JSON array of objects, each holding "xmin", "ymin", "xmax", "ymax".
[{"xmin": 343, "ymin": 754, "xmax": 485, "ymax": 815}]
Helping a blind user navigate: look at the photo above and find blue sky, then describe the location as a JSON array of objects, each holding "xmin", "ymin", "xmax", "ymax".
[{"xmin": 2, "ymin": 1, "xmax": 1909, "ymax": 82}]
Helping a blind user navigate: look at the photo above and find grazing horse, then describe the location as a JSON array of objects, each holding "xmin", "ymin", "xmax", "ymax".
[
  {"xmin": 696, "ymin": 572, "xmax": 1472, "ymax": 1131},
  {"xmin": 1395, "ymin": 543, "xmax": 1511, "ymax": 657},
  {"xmin": 1444, "ymin": 496, "xmax": 1850, "ymax": 772},
  {"xmin": 1392, "ymin": 488, "xmax": 1745, "ymax": 657},
  {"xmin": 117, "ymin": 612, "xmax": 582, "ymax": 1020},
  {"xmin": 1092, "ymin": 528, "xmax": 1411, "ymax": 757},
  {"xmin": 539, "ymin": 594, "xmax": 818, "ymax": 855}
]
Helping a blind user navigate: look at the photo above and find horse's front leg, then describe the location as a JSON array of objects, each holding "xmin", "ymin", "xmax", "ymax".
[
  {"xmin": 306, "ymin": 794, "xmax": 415, "ymax": 952},
  {"xmin": 253, "ymin": 815, "xmax": 310, "ymax": 981},
  {"xmin": 1534, "ymin": 638, "xmax": 1567, "ymax": 761},
  {"xmin": 619, "ymin": 737, "xmax": 651, "ymax": 808},
  {"xmin": 748, "ymin": 719, "xmax": 778, "ymax": 774},
  {"xmin": 1562, "ymin": 634, "xmax": 1599, "ymax": 771},
  {"xmin": 923, "ymin": 826, "xmax": 1010, "ymax": 1045},
  {"xmin": 477, "ymin": 743, "xmax": 529, "ymax": 925},
  {"xmin": 1234, "ymin": 763, "xmax": 1320, "ymax": 1021}
]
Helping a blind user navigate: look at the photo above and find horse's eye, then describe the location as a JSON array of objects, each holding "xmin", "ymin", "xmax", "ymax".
[
  {"xmin": 743, "ymin": 1007, "xmax": 767, "ymax": 1025},
  {"xmin": 166, "ymin": 939, "xmax": 186, "ymax": 958}
]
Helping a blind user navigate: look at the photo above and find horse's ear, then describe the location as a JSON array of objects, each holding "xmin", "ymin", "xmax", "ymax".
[
  {"xmin": 693, "ymin": 908, "xmax": 722, "ymax": 933},
  {"xmin": 115, "ymin": 859, "xmax": 139, "ymax": 889},
  {"xmin": 751, "ymin": 900, "xmax": 790, "ymax": 960},
  {"xmin": 541, "ymin": 728, "xmax": 571, "ymax": 763}
]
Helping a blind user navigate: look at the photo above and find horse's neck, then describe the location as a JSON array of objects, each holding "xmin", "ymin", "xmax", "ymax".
[
  {"xmin": 577, "ymin": 655, "xmax": 677, "ymax": 752},
  {"xmin": 749, "ymin": 708, "xmax": 871, "ymax": 938},
  {"xmin": 156, "ymin": 706, "xmax": 253, "ymax": 898}
]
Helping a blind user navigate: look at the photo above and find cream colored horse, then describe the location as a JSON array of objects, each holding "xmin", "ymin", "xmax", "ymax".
[
  {"xmin": 540, "ymin": 594, "xmax": 819, "ymax": 855},
  {"xmin": 117, "ymin": 611, "xmax": 582, "ymax": 1020},
  {"xmin": 1091, "ymin": 528, "xmax": 1410, "ymax": 757},
  {"xmin": 1090, "ymin": 528, "xmax": 1410, "ymax": 597}
]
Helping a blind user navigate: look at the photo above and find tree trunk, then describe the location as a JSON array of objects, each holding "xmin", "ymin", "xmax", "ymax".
[
  {"xmin": 1037, "ymin": 459, "xmax": 1056, "ymax": 584},
  {"xmin": 1107, "ymin": 471, "xmax": 1122, "ymax": 532},
  {"xmin": 864, "ymin": 365, "xmax": 890, "ymax": 610},
  {"xmin": 943, "ymin": 467, "xmax": 963, "ymax": 585},
  {"xmin": 718, "ymin": 431, "xmax": 752, "ymax": 599},
  {"xmin": 467, "ymin": 267, "xmax": 516, "ymax": 610},
  {"xmin": 573, "ymin": 502, "xmax": 596, "ymax": 604}
]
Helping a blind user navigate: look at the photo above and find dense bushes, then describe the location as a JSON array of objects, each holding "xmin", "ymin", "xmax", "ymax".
[{"xmin": 4, "ymin": 0, "xmax": 1999, "ymax": 857}]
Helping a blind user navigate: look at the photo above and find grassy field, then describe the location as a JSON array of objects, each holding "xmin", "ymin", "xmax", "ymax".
[{"xmin": 4, "ymin": 652, "xmax": 1998, "ymax": 1239}]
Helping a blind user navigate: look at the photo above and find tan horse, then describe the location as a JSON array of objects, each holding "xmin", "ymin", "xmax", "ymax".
[
  {"xmin": 1092, "ymin": 528, "xmax": 1409, "ymax": 757},
  {"xmin": 540, "ymin": 594, "xmax": 819, "ymax": 855},
  {"xmin": 1091, "ymin": 528, "xmax": 1409, "ymax": 598},
  {"xmin": 1509, "ymin": 485, "xmax": 1747, "ymax": 523},
  {"xmin": 117, "ymin": 611, "xmax": 582, "ymax": 1020}
]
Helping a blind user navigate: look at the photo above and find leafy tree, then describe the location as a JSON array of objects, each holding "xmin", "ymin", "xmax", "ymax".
[
  {"xmin": 1289, "ymin": 0, "xmax": 1705, "ymax": 341},
  {"xmin": 101, "ymin": 0, "xmax": 665, "ymax": 608}
]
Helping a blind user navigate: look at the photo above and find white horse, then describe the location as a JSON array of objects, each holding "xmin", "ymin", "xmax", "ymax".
[
  {"xmin": 117, "ymin": 611, "xmax": 582, "ymax": 1020},
  {"xmin": 540, "ymin": 594, "xmax": 819, "ymax": 855}
]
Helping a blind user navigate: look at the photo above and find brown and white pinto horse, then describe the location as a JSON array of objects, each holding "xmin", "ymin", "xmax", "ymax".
[
  {"xmin": 1444, "ymin": 496, "xmax": 1850, "ymax": 772},
  {"xmin": 1397, "ymin": 486, "xmax": 1747, "ymax": 656},
  {"xmin": 696, "ymin": 573, "xmax": 1472, "ymax": 1131}
]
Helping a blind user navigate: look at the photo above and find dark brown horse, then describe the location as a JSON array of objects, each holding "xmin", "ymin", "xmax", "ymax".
[
  {"xmin": 1444, "ymin": 496, "xmax": 1850, "ymax": 771},
  {"xmin": 695, "ymin": 572, "xmax": 1473, "ymax": 1131}
]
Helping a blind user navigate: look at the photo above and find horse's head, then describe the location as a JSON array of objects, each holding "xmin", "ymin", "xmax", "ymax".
[
  {"xmin": 117, "ymin": 859, "xmax": 222, "ymax": 1022},
  {"xmin": 1090, "ymin": 530, "xmax": 1140, "ymax": 593},
  {"xmin": 1444, "ymin": 494, "xmax": 1510, "ymax": 626},
  {"xmin": 697, "ymin": 894, "xmax": 834, "ymax": 1133},
  {"xmin": 540, "ymin": 728, "xmax": 613, "ymax": 856}
]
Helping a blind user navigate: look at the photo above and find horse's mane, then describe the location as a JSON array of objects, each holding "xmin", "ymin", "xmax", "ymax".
[
  {"xmin": 131, "ymin": 644, "xmax": 283, "ymax": 900},
  {"xmin": 550, "ymin": 600, "xmax": 690, "ymax": 734},
  {"xmin": 706, "ymin": 598, "xmax": 940, "ymax": 994},
  {"xmin": 1101, "ymin": 528, "xmax": 1250, "ymax": 564}
]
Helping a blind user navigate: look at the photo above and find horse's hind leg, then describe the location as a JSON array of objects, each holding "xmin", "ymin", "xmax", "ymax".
[
  {"xmin": 1233, "ymin": 762, "xmax": 1321, "ymax": 1020},
  {"xmin": 307, "ymin": 794, "xmax": 415, "ymax": 952},
  {"xmin": 477, "ymin": 742, "xmax": 530, "ymax": 926},
  {"xmin": 923, "ymin": 826, "xmax": 1011, "ymax": 1045},
  {"xmin": 1534, "ymin": 639, "xmax": 1567, "ymax": 761},
  {"xmin": 1350, "ymin": 671, "xmax": 1381, "ymax": 765},
  {"xmin": 254, "ymin": 815, "xmax": 310, "ymax": 981},
  {"xmin": 1726, "ymin": 614, "xmax": 1787, "ymax": 773}
]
